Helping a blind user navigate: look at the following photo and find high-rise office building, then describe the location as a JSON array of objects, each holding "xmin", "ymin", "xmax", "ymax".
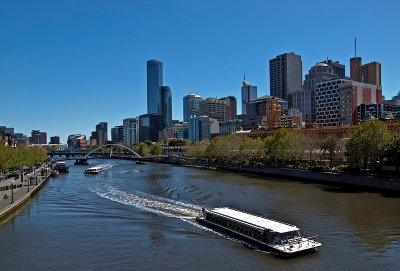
[
  {"xmin": 199, "ymin": 98, "xmax": 227, "ymax": 122},
  {"xmin": 147, "ymin": 60, "xmax": 163, "ymax": 115},
  {"xmin": 161, "ymin": 86, "xmax": 172, "ymax": 128},
  {"xmin": 289, "ymin": 60, "xmax": 345, "ymax": 124},
  {"xmin": 339, "ymin": 81, "xmax": 382, "ymax": 125},
  {"xmin": 269, "ymin": 52, "xmax": 302, "ymax": 100},
  {"xmin": 241, "ymin": 78, "xmax": 257, "ymax": 115},
  {"xmin": 30, "ymin": 130, "xmax": 47, "ymax": 144},
  {"xmin": 90, "ymin": 131, "xmax": 97, "ymax": 147},
  {"xmin": 361, "ymin": 62, "xmax": 381, "ymax": 86},
  {"xmin": 183, "ymin": 93, "xmax": 204, "ymax": 122},
  {"xmin": 50, "ymin": 136, "xmax": 60, "ymax": 145},
  {"xmin": 220, "ymin": 96, "xmax": 237, "ymax": 121},
  {"xmin": 315, "ymin": 79, "xmax": 348, "ymax": 127},
  {"xmin": 123, "ymin": 117, "xmax": 139, "ymax": 147},
  {"xmin": 138, "ymin": 114, "xmax": 163, "ymax": 142},
  {"xmin": 111, "ymin": 125, "xmax": 123, "ymax": 144},
  {"xmin": 350, "ymin": 57, "xmax": 382, "ymax": 87},
  {"xmin": 96, "ymin": 122, "xmax": 108, "ymax": 146}
]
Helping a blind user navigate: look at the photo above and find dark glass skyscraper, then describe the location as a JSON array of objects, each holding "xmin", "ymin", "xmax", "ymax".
[
  {"xmin": 161, "ymin": 86, "xmax": 172, "ymax": 128},
  {"xmin": 147, "ymin": 60, "xmax": 163, "ymax": 114}
]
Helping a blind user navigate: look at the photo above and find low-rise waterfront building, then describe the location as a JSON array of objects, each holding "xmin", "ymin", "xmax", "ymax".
[
  {"xmin": 67, "ymin": 134, "xmax": 87, "ymax": 149},
  {"xmin": 219, "ymin": 119, "xmax": 242, "ymax": 137},
  {"xmin": 188, "ymin": 116, "xmax": 219, "ymax": 142}
]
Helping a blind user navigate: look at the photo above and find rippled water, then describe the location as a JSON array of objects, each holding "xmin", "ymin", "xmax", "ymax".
[{"xmin": 0, "ymin": 159, "xmax": 399, "ymax": 270}]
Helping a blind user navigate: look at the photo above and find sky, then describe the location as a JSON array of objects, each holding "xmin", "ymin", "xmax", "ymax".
[{"xmin": 1, "ymin": 0, "xmax": 399, "ymax": 143}]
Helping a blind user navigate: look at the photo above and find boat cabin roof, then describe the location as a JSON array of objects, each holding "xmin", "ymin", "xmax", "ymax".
[{"xmin": 209, "ymin": 207, "xmax": 299, "ymax": 233}]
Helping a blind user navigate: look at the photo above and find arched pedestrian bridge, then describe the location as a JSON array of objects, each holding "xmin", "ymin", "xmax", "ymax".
[{"xmin": 47, "ymin": 144, "xmax": 142, "ymax": 160}]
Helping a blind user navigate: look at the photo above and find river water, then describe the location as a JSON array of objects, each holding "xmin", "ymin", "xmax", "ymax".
[{"xmin": 0, "ymin": 159, "xmax": 399, "ymax": 270}]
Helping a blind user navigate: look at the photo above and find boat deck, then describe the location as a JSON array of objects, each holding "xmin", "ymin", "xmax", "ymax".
[{"xmin": 209, "ymin": 207, "xmax": 299, "ymax": 233}]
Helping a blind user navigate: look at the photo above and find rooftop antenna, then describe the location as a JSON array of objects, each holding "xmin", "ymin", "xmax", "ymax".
[
  {"xmin": 243, "ymin": 72, "xmax": 246, "ymax": 81},
  {"xmin": 355, "ymin": 37, "xmax": 357, "ymax": 57}
]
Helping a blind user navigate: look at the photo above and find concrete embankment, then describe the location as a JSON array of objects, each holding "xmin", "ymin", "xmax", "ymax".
[{"xmin": 0, "ymin": 166, "xmax": 51, "ymax": 222}]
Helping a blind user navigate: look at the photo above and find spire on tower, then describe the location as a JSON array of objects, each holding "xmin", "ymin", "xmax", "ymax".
[{"xmin": 355, "ymin": 37, "xmax": 357, "ymax": 57}]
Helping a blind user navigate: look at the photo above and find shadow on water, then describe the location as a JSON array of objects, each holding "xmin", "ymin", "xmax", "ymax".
[{"xmin": 228, "ymin": 170, "xmax": 400, "ymax": 199}]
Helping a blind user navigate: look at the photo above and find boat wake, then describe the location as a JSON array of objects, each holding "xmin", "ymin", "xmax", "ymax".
[{"xmin": 91, "ymin": 185, "xmax": 201, "ymax": 219}]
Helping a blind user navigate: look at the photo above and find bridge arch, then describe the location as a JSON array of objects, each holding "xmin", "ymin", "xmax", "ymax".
[{"xmin": 84, "ymin": 144, "xmax": 141, "ymax": 158}]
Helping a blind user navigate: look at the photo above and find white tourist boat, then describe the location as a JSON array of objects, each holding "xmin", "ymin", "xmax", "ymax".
[
  {"xmin": 196, "ymin": 207, "xmax": 321, "ymax": 257},
  {"xmin": 84, "ymin": 164, "xmax": 108, "ymax": 175}
]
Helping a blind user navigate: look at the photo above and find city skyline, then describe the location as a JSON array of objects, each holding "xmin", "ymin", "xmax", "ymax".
[{"xmin": 1, "ymin": 1, "xmax": 399, "ymax": 142}]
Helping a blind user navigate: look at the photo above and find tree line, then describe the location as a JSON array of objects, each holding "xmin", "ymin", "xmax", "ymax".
[
  {"xmin": 185, "ymin": 119, "xmax": 400, "ymax": 172},
  {"xmin": 0, "ymin": 140, "xmax": 47, "ymax": 173}
]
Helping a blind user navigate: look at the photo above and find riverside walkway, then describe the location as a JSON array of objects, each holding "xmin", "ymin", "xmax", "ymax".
[{"xmin": 0, "ymin": 164, "xmax": 51, "ymax": 221}]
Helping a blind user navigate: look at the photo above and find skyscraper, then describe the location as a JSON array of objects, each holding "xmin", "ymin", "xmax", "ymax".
[
  {"xmin": 147, "ymin": 60, "xmax": 163, "ymax": 114},
  {"xmin": 241, "ymin": 79, "xmax": 257, "ymax": 115},
  {"xmin": 161, "ymin": 86, "xmax": 172, "ymax": 128},
  {"xmin": 360, "ymin": 62, "xmax": 381, "ymax": 86},
  {"xmin": 183, "ymin": 93, "xmax": 204, "ymax": 122},
  {"xmin": 220, "ymin": 96, "xmax": 237, "ymax": 121},
  {"xmin": 269, "ymin": 52, "xmax": 302, "ymax": 100},
  {"xmin": 96, "ymin": 122, "xmax": 108, "ymax": 146},
  {"xmin": 199, "ymin": 98, "xmax": 227, "ymax": 122}
]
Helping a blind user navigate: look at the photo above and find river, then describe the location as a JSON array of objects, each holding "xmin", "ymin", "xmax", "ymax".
[{"xmin": 0, "ymin": 159, "xmax": 399, "ymax": 270}]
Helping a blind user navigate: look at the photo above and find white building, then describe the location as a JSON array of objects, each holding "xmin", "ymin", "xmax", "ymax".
[{"xmin": 123, "ymin": 117, "xmax": 139, "ymax": 147}]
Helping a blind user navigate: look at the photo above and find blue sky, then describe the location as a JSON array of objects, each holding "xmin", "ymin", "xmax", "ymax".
[{"xmin": 1, "ymin": 0, "xmax": 399, "ymax": 143}]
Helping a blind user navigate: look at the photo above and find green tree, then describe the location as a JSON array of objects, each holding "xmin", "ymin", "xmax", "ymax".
[
  {"xmin": 264, "ymin": 129, "xmax": 305, "ymax": 164},
  {"xmin": 386, "ymin": 134, "xmax": 400, "ymax": 174},
  {"xmin": 205, "ymin": 137, "xmax": 229, "ymax": 162},
  {"xmin": 346, "ymin": 119, "xmax": 391, "ymax": 169},
  {"xmin": 137, "ymin": 143, "xmax": 149, "ymax": 157},
  {"xmin": 321, "ymin": 136, "xmax": 339, "ymax": 168},
  {"xmin": 186, "ymin": 140, "xmax": 210, "ymax": 160},
  {"xmin": 239, "ymin": 137, "xmax": 264, "ymax": 165},
  {"xmin": 150, "ymin": 143, "xmax": 163, "ymax": 156}
]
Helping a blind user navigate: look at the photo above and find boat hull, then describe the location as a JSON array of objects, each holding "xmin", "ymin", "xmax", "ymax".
[{"xmin": 197, "ymin": 218, "xmax": 319, "ymax": 258}]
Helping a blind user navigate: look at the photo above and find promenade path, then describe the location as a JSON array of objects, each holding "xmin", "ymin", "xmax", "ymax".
[{"xmin": 0, "ymin": 164, "xmax": 51, "ymax": 221}]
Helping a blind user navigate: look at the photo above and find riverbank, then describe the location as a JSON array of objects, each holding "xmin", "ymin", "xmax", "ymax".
[
  {"xmin": 136, "ymin": 157, "xmax": 400, "ymax": 193},
  {"xmin": 0, "ymin": 164, "xmax": 51, "ymax": 222}
]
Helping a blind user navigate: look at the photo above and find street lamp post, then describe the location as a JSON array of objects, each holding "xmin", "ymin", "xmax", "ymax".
[{"xmin": 11, "ymin": 180, "xmax": 15, "ymax": 204}]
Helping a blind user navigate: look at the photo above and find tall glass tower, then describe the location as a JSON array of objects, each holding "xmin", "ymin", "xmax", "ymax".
[
  {"xmin": 147, "ymin": 60, "xmax": 163, "ymax": 114},
  {"xmin": 161, "ymin": 86, "xmax": 172, "ymax": 128}
]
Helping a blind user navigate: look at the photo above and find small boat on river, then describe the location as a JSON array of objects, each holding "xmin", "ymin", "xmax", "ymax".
[
  {"xmin": 50, "ymin": 169, "xmax": 59, "ymax": 177},
  {"xmin": 136, "ymin": 161, "xmax": 146, "ymax": 165},
  {"xmin": 84, "ymin": 164, "xmax": 108, "ymax": 175},
  {"xmin": 53, "ymin": 162, "xmax": 69, "ymax": 173},
  {"xmin": 74, "ymin": 158, "xmax": 89, "ymax": 165},
  {"xmin": 196, "ymin": 207, "xmax": 321, "ymax": 258}
]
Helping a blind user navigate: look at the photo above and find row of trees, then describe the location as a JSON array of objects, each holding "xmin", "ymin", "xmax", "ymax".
[
  {"xmin": 0, "ymin": 140, "xmax": 47, "ymax": 173},
  {"xmin": 131, "ymin": 142, "xmax": 163, "ymax": 157},
  {"xmin": 186, "ymin": 119, "xmax": 400, "ymax": 172}
]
